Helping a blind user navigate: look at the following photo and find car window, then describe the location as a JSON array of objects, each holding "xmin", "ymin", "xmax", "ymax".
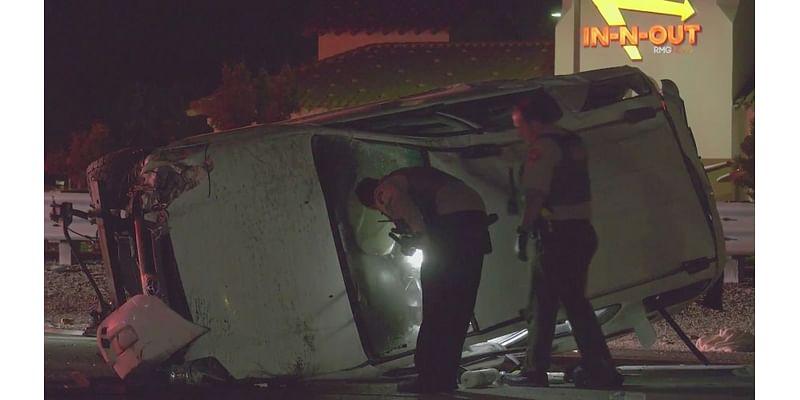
[
  {"xmin": 581, "ymin": 73, "xmax": 652, "ymax": 111},
  {"xmin": 326, "ymin": 93, "xmax": 533, "ymax": 136},
  {"xmin": 312, "ymin": 135, "xmax": 427, "ymax": 360}
]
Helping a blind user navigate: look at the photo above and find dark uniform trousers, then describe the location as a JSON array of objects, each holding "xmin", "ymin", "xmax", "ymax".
[
  {"xmin": 414, "ymin": 210, "xmax": 491, "ymax": 387},
  {"xmin": 525, "ymin": 219, "xmax": 614, "ymax": 374}
]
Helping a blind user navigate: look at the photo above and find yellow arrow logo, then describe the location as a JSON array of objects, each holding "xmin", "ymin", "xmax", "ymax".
[{"xmin": 591, "ymin": 0, "xmax": 696, "ymax": 60}]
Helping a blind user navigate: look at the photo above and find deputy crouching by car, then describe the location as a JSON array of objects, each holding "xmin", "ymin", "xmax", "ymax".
[{"xmin": 356, "ymin": 166, "xmax": 492, "ymax": 394}]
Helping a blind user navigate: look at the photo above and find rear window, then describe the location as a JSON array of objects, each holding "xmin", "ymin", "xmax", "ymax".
[
  {"xmin": 328, "ymin": 92, "xmax": 531, "ymax": 136},
  {"xmin": 581, "ymin": 73, "xmax": 652, "ymax": 111}
]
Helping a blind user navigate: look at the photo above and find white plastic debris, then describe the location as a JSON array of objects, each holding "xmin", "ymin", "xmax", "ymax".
[
  {"xmin": 96, "ymin": 295, "xmax": 208, "ymax": 379},
  {"xmin": 461, "ymin": 368, "xmax": 499, "ymax": 389}
]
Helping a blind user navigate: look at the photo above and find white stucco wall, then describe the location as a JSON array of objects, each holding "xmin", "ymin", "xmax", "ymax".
[{"xmin": 555, "ymin": 0, "xmax": 754, "ymax": 159}]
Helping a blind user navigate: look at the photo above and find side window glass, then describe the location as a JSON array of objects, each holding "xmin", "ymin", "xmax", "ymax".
[{"xmin": 581, "ymin": 74, "xmax": 651, "ymax": 111}]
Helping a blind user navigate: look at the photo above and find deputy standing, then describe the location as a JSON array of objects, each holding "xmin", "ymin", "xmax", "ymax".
[
  {"xmin": 506, "ymin": 94, "xmax": 623, "ymax": 389},
  {"xmin": 355, "ymin": 166, "xmax": 492, "ymax": 394}
]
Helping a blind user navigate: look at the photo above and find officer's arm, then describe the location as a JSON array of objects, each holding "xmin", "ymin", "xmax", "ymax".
[
  {"xmin": 375, "ymin": 176, "xmax": 427, "ymax": 234},
  {"xmin": 519, "ymin": 139, "xmax": 561, "ymax": 232}
]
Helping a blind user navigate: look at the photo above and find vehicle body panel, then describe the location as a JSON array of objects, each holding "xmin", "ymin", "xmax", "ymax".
[
  {"xmin": 145, "ymin": 133, "xmax": 368, "ymax": 379},
  {"xmin": 89, "ymin": 66, "xmax": 725, "ymax": 381}
]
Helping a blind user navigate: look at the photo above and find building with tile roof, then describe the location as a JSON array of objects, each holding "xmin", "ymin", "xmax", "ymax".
[
  {"xmin": 296, "ymin": 41, "xmax": 553, "ymax": 112},
  {"xmin": 305, "ymin": 0, "xmax": 559, "ymax": 60},
  {"xmin": 188, "ymin": 2, "xmax": 559, "ymax": 123}
]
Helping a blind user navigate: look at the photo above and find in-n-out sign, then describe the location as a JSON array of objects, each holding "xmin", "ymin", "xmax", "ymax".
[{"xmin": 584, "ymin": 0, "xmax": 701, "ymax": 61}]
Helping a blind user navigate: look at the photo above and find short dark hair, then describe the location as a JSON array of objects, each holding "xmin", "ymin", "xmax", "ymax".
[
  {"xmin": 513, "ymin": 92, "xmax": 563, "ymax": 124},
  {"xmin": 355, "ymin": 178, "xmax": 380, "ymax": 208}
]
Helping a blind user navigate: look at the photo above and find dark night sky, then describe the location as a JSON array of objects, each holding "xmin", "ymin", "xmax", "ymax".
[
  {"xmin": 45, "ymin": 0, "xmax": 559, "ymax": 149},
  {"xmin": 45, "ymin": 0, "xmax": 316, "ymax": 147}
]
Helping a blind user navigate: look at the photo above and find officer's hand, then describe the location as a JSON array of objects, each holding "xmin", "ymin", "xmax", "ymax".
[
  {"xmin": 514, "ymin": 227, "xmax": 529, "ymax": 262},
  {"xmin": 402, "ymin": 234, "xmax": 427, "ymax": 256},
  {"xmin": 391, "ymin": 232, "xmax": 425, "ymax": 256},
  {"xmin": 392, "ymin": 220, "xmax": 412, "ymax": 235}
]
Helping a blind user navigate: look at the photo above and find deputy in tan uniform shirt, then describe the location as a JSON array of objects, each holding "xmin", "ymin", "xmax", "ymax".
[
  {"xmin": 505, "ymin": 94, "xmax": 623, "ymax": 389},
  {"xmin": 371, "ymin": 168, "xmax": 486, "ymax": 233},
  {"xmin": 356, "ymin": 166, "xmax": 491, "ymax": 394}
]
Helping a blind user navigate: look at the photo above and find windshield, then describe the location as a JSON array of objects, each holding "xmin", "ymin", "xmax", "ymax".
[{"xmin": 312, "ymin": 135, "xmax": 428, "ymax": 360}]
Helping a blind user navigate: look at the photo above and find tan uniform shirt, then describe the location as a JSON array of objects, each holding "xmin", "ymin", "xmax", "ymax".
[
  {"xmin": 522, "ymin": 132, "xmax": 592, "ymax": 221},
  {"xmin": 374, "ymin": 174, "xmax": 485, "ymax": 233}
]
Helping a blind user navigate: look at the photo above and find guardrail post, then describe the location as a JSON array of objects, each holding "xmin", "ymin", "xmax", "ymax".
[
  {"xmin": 58, "ymin": 240, "xmax": 72, "ymax": 266},
  {"xmin": 723, "ymin": 257, "xmax": 739, "ymax": 283}
]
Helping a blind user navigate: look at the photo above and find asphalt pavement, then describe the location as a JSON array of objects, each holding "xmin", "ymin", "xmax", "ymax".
[{"xmin": 44, "ymin": 331, "xmax": 754, "ymax": 400}]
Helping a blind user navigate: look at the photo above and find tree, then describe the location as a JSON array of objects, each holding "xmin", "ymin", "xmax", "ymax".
[
  {"xmin": 188, "ymin": 62, "xmax": 301, "ymax": 131},
  {"xmin": 45, "ymin": 148, "xmax": 70, "ymax": 189},
  {"xmin": 108, "ymin": 82, "xmax": 207, "ymax": 147},
  {"xmin": 731, "ymin": 120, "xmax": 754, "ymax": 199},
  {"xmin": 188, "ymin": 63, "xmax": 258, "ymax": 132},
  {"xmin": 44, "ymin": 149, "xmax": 69, "ymax": 177},
  {"xmin": 61, "ymin": 122, "xmax": 113, "ymax": 189},
  {"xmin": 256, "ymin": 64, "xmax": 300, "ymax": 123}
]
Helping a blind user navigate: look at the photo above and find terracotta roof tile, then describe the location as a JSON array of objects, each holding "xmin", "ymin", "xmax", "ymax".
[{"xmin": 297, "ymin": 41, "xmax": 553, "ymax": 110}]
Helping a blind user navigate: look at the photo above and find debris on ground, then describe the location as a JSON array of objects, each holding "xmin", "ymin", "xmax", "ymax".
[
  {"xmin": 695, "ymin": 328, "xmax": 755, "ymax": 352},
  {"xmin": 608, "ymin": 275, "xmax": 755, "ymax": 354},
  {"xmin": 45, "ymin": 262, "xmax": 111, "ymax": 329}
]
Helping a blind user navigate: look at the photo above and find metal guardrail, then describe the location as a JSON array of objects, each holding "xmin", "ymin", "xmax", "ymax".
[
  {"xmin": 717, "ymin": 201, "xmax": 755, "ymax": 257},
  {"xmin": 45, "ymin": 191, "xmax": 98, "ymax": 265},
  {"xmin": 716, "ymin": 201, "xmax": 755, "ymax": 283},
  {"xmin": 45, "ymin": 191, "xmax": 96, "ymax": 240},
  {"xmin": 43, "ymin": 192, "xmax": 753, "ymax": 269}
]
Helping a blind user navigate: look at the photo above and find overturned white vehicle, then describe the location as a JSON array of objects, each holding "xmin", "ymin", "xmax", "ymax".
[{"xmin": 86, "ymin": 66, "xmax": 725, "ymax": 382}]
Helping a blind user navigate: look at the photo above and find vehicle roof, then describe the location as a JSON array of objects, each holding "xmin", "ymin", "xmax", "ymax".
[
  {"xmin": 282, "ymin": 65, "xmax": 646, "ymax": 127},
  {"xmin": 162, "ymin": 65, "xmax": 654, "ymax": 151}
]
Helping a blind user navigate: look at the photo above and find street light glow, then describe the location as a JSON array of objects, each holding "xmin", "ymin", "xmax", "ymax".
[{"xmin": 551, "ymin": 12, "xmax": 562, "ymax": 18}]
